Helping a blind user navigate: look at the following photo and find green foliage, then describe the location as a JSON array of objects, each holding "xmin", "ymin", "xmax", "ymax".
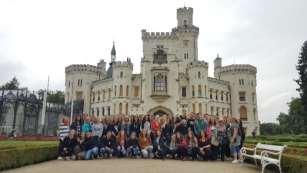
[
  {"xmin": 0, "ymin": 141, "xmax": 58, "ymax": 171},
  {"xmin": 0, "ymin": 77, "xmax": 20, "ymax": 90},
  {"xmin": 47, "ymin": 90, "xmax": 65, "ymax": 104},
  {"xmin": 277, "ymin": 98, "xmax": 306, "ymax": 134},
  {"xmin": 296, "ymin": 40, "xmax": 307, "ymax": 113},
  {"xmin": 260, "ymin": 123, "xmax": 282, "ymax": 135}
]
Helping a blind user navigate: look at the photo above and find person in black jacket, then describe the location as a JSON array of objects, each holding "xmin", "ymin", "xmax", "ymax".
[
  {"xmin": 58, "ymin": 130, "xmax": 78, "ymax": 160},
  {"xmin": 126, "ymin": 132, "xmax": 141, "ymax": 158},
  {"xmin": 83, "ymin": 132, "xmax": 99, "ymax": 160},
  {"xmin": 100, "ymin": 131, "xmax": 116, "ymax": 158},
  {"xmin": 70, "ymin": 115, "xmax": 83, "ymax": 136},
  {"xmin": 152, "ymin": 130, "xmax": 169, "ymax": 159}
]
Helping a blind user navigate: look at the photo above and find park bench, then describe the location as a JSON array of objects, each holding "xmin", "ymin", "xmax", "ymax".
[{"xmin": 240, "ymin": 143, "xmax": 286, "ymax": 173}]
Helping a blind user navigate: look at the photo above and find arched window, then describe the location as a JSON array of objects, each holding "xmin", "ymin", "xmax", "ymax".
[
  {"xmin": 153, "ymin": 73, "xmax": 167, "ymax": 93},
  {"xmin": 119, "ymin": 85, "xmax": 123, "ymax": 96},
  {"xmin": 198, "ymin": 71, "xmax": 201, "ymax": 79},
  {"xmin": 239, "ymin": 106, "xmax": 248, "ymax": 121},
  {"xmin": 198, "ymin": 85, "xmax": 202, "ymax": 97},
  {"xmin": 120, "ymin": 71, "xmax": 123, "ymax": 78},
  {"xmin": 192, "ymin": 85, "xmax": 195, "ymax": 97},
  {"xmin": 198, "ymin": 103, "xmax": 202, "ymax": 113},
  {"xmin": 126, "ymin": 85, "xmax": 129, "ymax": 97},
  {"xmin": 119, "ymin": 103, "xmax": 123, "ymax": 114},
  {"xmin": 125, "ymin": 103, "xmax": 128, "ymax": 115},
  {"xmin": 114, "ymin": 86, "xmax": 117, "ymax": 96}
]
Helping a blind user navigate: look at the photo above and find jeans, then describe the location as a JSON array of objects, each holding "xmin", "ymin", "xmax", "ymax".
[
  {"xmin": 141, "ymin": 146, "xmax": 153, "ymax": 158},
  {"xmin": 100, "ymin": 147, "xmax": 114, "ymax": 157},
  {"xmin": 127, "ymin": 146, "xmax": 141, "ymax": 157},
  {"xmin": 85, "ymin": 147, "xmax": 98, "ymax": 160},
  {"xmin": 117, "ymin": 145, "xmax": 127, "ymax": 157}
]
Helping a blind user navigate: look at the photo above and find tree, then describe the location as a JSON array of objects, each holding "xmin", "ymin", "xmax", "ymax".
[
  {"xmin": 0, "ymin": 77, "xmax": 20, "ymax": 90},
  {"xmin": 277, "ymin": 98, "xmax": 306, "ymax": 134},
  {"xmin": 260, "ymin": 123, "xmax": 282, "ymax": 135},
  {"xmin": 47, "ymin": 90, "xmax": 65, "ymax": 104},
  {"xmin": 296, "ymin": 40, "xmax": 307, "ymax": 127}
]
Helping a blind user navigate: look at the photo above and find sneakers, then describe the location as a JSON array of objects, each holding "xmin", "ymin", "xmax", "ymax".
[
  {"xmin": 57, "ymin": 157, "xmax": 63, "ymax": 160},
  {"xmin": 232, "ymin": 159, "xmax": 239, "ymax": 164}
]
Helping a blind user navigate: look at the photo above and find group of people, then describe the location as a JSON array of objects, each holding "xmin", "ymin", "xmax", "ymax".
[{"xmin": 58, "ymin": 113, "xmax": 245, "ymax": 163}]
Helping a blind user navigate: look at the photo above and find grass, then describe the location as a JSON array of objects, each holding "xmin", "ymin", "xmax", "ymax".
[{"xmin": 0, "ymin": 140, "xmax": 58, "ymax": 150}]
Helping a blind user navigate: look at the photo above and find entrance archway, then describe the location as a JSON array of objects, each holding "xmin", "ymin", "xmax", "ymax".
[{"xmin": 147, "ymin": 106, "xmax": 173, "ymax": 116}]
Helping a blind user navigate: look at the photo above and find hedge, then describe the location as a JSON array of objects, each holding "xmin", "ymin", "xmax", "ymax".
[
  {"xmin": 243, "ymin": 143, "xmax": 307, "ymax": 173},
  {"xmin": 0, "ymin": 144, "xmax": 58, "ymax": 171}
]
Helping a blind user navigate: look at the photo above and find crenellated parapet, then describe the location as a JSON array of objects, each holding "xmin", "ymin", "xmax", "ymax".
[
  {"xmin": 141, "ymin": 29, "xmax": 178, "ymax": 40},
  {"xmin": 187, "ymin": 60, "xmax": 208, "ymax": 69},
  {"xmin": 65, "ymin": 64, "xmax": 100, "ymax": 74},
  {"xmin": 218, "ymin": 64, "xmax": 257, "ymax": 74},
  {"xmin": 112, "ymin": 61, "xmax": 133, "ymax": 70}
]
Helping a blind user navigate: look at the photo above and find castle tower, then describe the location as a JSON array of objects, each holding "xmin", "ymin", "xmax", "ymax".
[
  {"xmin": 177, "ymin": 7, "xmax": 193, "ymax": 27},
  {"xmin": 214, "ymin": 54, "xmax": 222, "ymax": 78},
  {"xmin": 111, "ymin": 42, "xmax": 116, "ymax": 62}
]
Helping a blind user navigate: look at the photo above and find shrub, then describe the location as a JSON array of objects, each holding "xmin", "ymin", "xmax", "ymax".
[{"xmin": 0, "ymin": 144, "xmax": 58, "ymax": 171}]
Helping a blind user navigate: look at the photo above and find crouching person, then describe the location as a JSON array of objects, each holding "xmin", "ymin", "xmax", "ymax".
[
  {"xmin": 100, "ymin": 131, "xmax": 116, "ymax": 158},
  {"xmin": 126, "ymin": 132, "xmax": 141, "ymax": 158},
  {"xmin": 139, "ymin": 129, "xmax": 153, "ymax": 158},
  {"xmin": 83, "ymin": 132, "xmax": 99, "ymax": 160},
  {"xmin": 116, "ymin": 129, "xmax": 127, "ymax": 157},
  {"xmin": 58, "ymin": 130, "xmax": 78, "ymax": 160},
  {"xmin": 152, "ymin": 130, "xmax": 168, "ymax": 159}
]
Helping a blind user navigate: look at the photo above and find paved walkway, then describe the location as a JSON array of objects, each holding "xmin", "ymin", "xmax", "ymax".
[{"xmin": 3, "ymin": 159, "xmax": 259, "ymax": 173}]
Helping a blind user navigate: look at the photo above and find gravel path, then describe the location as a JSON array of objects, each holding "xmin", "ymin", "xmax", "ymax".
[{"xmin": 3, "ymin": 159, "xmax": 259, "ymax": 173}]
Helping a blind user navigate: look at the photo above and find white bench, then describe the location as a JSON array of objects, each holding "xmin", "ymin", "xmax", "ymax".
[{"xmin": 240, "ymin": 143, "xmax": 286, "ymax": 173}]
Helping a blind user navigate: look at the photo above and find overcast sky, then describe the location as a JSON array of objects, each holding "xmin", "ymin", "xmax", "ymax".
[{"xmin": 0, "ymin": 0, "xmax": 306, "ymax": 122}]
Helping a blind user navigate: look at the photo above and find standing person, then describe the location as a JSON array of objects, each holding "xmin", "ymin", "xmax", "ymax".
[
  {"xmin": 92, "ymin": 117, "xmax": 104, "ymax": 140},
  {"xmin": 58, "ymin": 118, "xmax": 70, "ymax": 141},
  {"xmin": 120, "ymin": 116, "xmax": 131, "ymax": 136},
  {"xmin": 116, "ymin": 129, "xmax": 127, "ymax": 157},
  {"xmin": 239, "ymin": 119, "xmax": 245, "ymax": 149},
  {"xmin": 228, "ymin": 117, "xmax": 241, "ymax": 163},
  {"xmin": 141, "ymin": 115, "xmax": 151, "ymax": 134},
  {"xmin": 210, "ymin": 119, "xmax": 219, "ymax": 161},
  {"xmin": 130, "ymin": 116, "xmax": 141, "ymax": 136},
  {"xmin": 217, "ymin": 118, "xmax": 228, "ymax": 161},
  {"xmin": 126, "ymin": 132, "xmax": 141, "ymax": 158},
  {"xmin": 194, "ymin": 114, "xmax": 205, "ymax": 137},
  {"xmin": 82, "ymin": 116, "xmax": 92, "ymax": 133},
  {"xmin": 139, "ymin": 129, "xmax": 153, "ymax": 158},
  {"xmin": 161, "ymin": 116, "xmax": 173, "ymax": 144},
  {"xmin": 151, "ymin": 115, "xmax": 160, "ymax": 136},
  {"xmin": 70, "ymin": 115, "xmax": 83, "ymax": 136}
]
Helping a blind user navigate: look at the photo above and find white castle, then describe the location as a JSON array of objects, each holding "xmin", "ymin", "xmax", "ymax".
[{"xmin": 65, "ymin": 7, "xmax": 259, "ymax": 135}]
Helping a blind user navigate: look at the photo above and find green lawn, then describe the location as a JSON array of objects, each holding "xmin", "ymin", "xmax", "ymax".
[{"xmin": 0, "ymin": 141, "xmax": 58, "ymax": 151}]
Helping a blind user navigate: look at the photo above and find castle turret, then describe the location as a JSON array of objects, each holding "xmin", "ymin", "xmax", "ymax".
[
  {"xmin": 111, "ymin": 42, "xmax": 116, "ymax": 62},
  {"xmin": 177, "ymin": 7, "xmax": 193, "ymax": 27},
  {"xmin": 214, "ymin": 54, "xmax": 222, "ymax": 79}
]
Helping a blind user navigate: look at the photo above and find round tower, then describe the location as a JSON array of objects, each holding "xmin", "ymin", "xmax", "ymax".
[
  {"xmin": 214, "ymin": 54, "xmax": 222, "ymax": 79},
  {"xmin": 217, "ymin": 64, "xmax": 259, "ymax": 135},
  {"xmin": 65, "ymin": 64, "xmax": 100, "ymax": 114},
  {"xmin": 187, "ymin": 61, "xmax": 209, "ymax": 113},
  {"xmin": 111, "ymin": 59, "xmax": 133, "ymax": 115}
]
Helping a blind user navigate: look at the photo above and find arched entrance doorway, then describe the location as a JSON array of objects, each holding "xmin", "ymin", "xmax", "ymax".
[{"xmin": 147, "ymin": 106, "xmax": 173, "ymax": 116}]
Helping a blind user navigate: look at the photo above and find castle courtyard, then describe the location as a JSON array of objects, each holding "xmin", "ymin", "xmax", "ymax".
[{"xmin": 3, "ymin": 159, "xmax": 259, "ymax": 173}]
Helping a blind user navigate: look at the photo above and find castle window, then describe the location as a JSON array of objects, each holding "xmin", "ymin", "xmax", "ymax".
[
  {"xmin": 68, "ymin": 81, "xmax": 70, "ymax": 87},
  {"xmin": 108, "ymin": 88, "xmax": 111, "ymax": 99},
  {"xmin": 222, "ymin": 108, "xmax": 225, "ymax": 116},
  {"xmin": 102, "ymin": 107, "xmax": 105, "ymax": 116},
  {"xmin": 198, "ymin": 103, "xmax": 202, "ymax": 113},
  {"xmin": 198, "ymin": 71, "xmax": 201, "ymax": 79},
  {"xmin": 204, "ymin": 85, "xmax": 207, "ymax": 97},
  {"xmin": 215, "ymin": 90, "xmax": 218, "ymax": 100},
  {"xmin": 153, "ymin": 48, "xmax": 167, "ymax": 64},
  {"xmin": 239, "ymin": 92, "xmax": 246, "ymax": 102},
  {"xmin": 184, "ymin": 20, "xmax": 187, "ymax": 27},
  {"xmin": 192, "ymin": 85, "xmax": 195, "ymax": 97},
  {"xmin": 126, "ymin": 85, "xmax": 129, "ymax": 97},
  {"xmin": 198, "ymin": 85, "xmax": 202, "ymax": 97},
  {"xmin": 92, "ymin": 92, "xmax": 95, "ymax": 102},
  {"xmin": 253, "ymin": 108, "xmax": 257, "ymax": 121},
  {"xmin": 184, "ymin": 52, "xmax": 188, "ymax": 60},
  {"xmin": 119, "ymin": 102, "xmax": 123, "ymax": 114},
  {"xmin": 226, "ymin": 92, "xmax": 229, "ymax": 102},
  {"xmin": 209, "ymin": 89, "xmax": 213, "ymax": 99},
  {"xmin": 97, "ymin": 91, "xmax": 100, "ymax": 101},
  {"xmin": 210, "ymin": 106, "xmax": 214, "ymax": 116},
  {"xmin": 125, "ymin": 103, "xmax": 128, "ymax": 115},
  {"xmin": 120, "ymin": 71, "xmax": 123, "ymax": 78},
  {"xmin": 192, "ymin": 103, "xmax": 196, "ymax": 113},
  {"xmin": 91, "ymin": 109, "xmax": 94, "ymax": 116},
  {"xmin": 103, "ymin": 90, "xmax": 106, "ymax": 101},
  {"xmin": 252, "ymin": 92, "xmax": 255, "ymax": 103},
  {"xmin": 114, "ymin": 86, "xmax": 117, "ymax": 96},
  {"xmin": 97, "ymin": 108, "xmax": 99, "ymax": 116},
  {"xmin": 119, "ymin": 85, "xmax": 123, "ymax": 96},
  {"xmin": 239, "ymin": 79, "xmax": 245, "ymax": 86},
  {"xmin": 239, "ymin": 106, "xmax": 248, "ymax": 121},
  {"xmin": 153, "ymin": 72, "xmax": 167, "ymax": 93},
  {"xmin": 216, "ymin": 107, "xmax": 219, "ymax": 116},
  {"xmin": 183, "ymin": 40, "xmax": 189, "ymax": 47},
  {"xmin": 181, "ymin": 87, "xmax": 187, "ymax": 97},
  {"xmin": 133, "ymin": 86, "xmax": 139, "ymax": 97},
  {"xmin": 107, "ymin": 106, "xmax": 110, "ymax": 116},
  {"xmin": 221, "ymin": 91, "xmax": 224, "ymax": 101}
]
